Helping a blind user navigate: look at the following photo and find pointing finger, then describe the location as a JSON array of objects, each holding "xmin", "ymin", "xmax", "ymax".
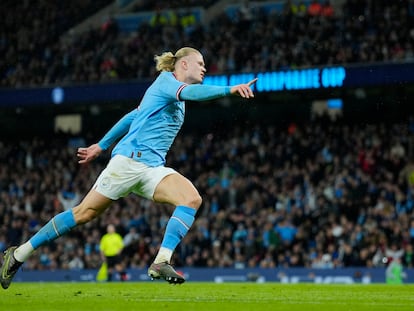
[{"xmin": 247, "ymin": 78, "xmax": 258, "ymax": 86}]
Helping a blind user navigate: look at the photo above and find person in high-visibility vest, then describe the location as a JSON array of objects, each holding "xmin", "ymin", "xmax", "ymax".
[{"xmin": 100, "ymin": 224, "xmax": 125, "ymax": 281}]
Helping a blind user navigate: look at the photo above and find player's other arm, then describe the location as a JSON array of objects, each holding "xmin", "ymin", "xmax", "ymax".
[
  {"xmin": 179, "ymin": 78, "xmax": 257, "ymax": 101},
  {"xmin": 77, "ymin": 109, "xmax": 138, "ymax": 164}
]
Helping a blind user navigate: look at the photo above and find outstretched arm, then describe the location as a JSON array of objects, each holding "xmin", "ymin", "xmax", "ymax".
[
  {"xmin": 179, "ymin": 78, "xmax": 257, "ymax": 101},
  {"xmin": 77, "ymin": 109, "xmax": 138, "ymax": 164}
]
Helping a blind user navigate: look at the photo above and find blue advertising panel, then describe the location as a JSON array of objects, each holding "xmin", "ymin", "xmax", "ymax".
[
  {"xmin": 1, "ymin": 62, "xmax": 413, "ymax": 107},
  {"xmin": 11, "ymin": 267, "xmax": 414, "ymax": 284}
]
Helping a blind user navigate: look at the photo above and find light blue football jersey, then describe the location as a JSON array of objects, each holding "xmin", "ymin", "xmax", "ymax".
[
  {"xmin": 98, "ymin": 71, "xmax": 231, "ymax": 167},
  {"xmin": 111, "ymin": 71, "xmax": 186, "ymax": 166}
]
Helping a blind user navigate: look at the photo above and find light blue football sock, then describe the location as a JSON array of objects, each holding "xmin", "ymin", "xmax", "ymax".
[
  {"xmin": 29, "ymin": 209, "xmax": 77, "ymax": 249},
  {"xmin": 161, "ymin": 205, "xmax": 196, "ymax": 251}
]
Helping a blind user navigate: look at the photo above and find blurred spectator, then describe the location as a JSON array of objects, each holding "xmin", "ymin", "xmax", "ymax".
[
  {"xmin": 68, "ymin": 249, "xmax": 85, "ymax": 270},
  {"xmin": 150, "ymin": 8, "xmax": 168, "ymax": 29},
  {"xmin": 312, "ymin": 253, "xmax": 334, "ymax": 269},
  {"xmin": 288, "ymin": 1, "xmax": 308, "ymax": 17},
  {"xmin": 57, "ymin": 189, "xmax": 81, "ymax": 211},
  {"xmin": 122, "ymin": 227, "xmax": 140, "ymax": 258},
  {"xmin": 275, "ymin": 217, "xmax": 298, "ymax": 245},
  {"xmin": 308, "ymin": 0, "xmax": 322, "ymax": 16},
  {"xmin": 179, "ymin": 9, "xmax": 197, "ymax": 35},
  {"xmin": 321, "ymin": 1, "xmax": 334, "ymax": 17},
  {"xmin": 237, "ymin": 0, "xmax": 254, "ymax": 29}
]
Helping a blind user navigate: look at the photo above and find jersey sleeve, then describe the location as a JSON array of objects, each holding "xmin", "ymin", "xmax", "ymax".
[
  {"xmin": 157, "ymin": 72, "xmax": 188, "ymax": 101},
  {"xmin": 179, "ymin": 84, "xmax": 232, "ymax": 101},
  {"xmin": 155, "ymin": 72, "xmax": 231, "ymax": 102},
  {"xmin": 98, "ymin": 109, "xmax": 138, "ymax": 150}
]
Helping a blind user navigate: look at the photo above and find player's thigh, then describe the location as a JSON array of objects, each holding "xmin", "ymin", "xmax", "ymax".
[
  {"xmin": 153, "ymin": 173, "xmax": 202, "ymax": 208},
  {"xmin": 73, "ymin": 189, "xmax": 113, "ymax": 224}
]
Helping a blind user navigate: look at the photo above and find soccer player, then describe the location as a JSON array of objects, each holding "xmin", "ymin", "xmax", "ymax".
[{"xmin": 0, "ymin": 47, "xmax": 257, "ymax": 288}]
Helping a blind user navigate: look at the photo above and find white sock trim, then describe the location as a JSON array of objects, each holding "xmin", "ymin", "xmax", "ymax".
[
  {"xmin": 170, "ymin": 216, "xmax": 190, "ymax": 230},
  {"xmin": 154, "ymin": 247, "xmax": 173, "ymax": 264},
  {"xmin": 14, "ymin": 242, "xmax": 35, "ymax": 262}
]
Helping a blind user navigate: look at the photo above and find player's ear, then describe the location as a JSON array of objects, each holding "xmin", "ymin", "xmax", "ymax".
[{"xmin": 180, "ymin": 59, "xmax": 188, "ymax": 71}]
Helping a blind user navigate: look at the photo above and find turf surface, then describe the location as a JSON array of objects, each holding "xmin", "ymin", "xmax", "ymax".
[{"xmin": 0, "ymin": 282, "xmax": 412, "ymax": 311}]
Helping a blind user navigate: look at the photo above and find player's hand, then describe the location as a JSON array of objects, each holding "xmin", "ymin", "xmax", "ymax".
[
  {"xmin": 77, "ymin": 143, "xmax": 103, "ymax": 164},
  {"xmin": 230, "ymin": 78, "xmax": 258, "ymax": 98}
]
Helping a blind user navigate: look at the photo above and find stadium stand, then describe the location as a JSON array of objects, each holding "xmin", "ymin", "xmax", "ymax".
[
  {"xmin": 1, "ymin": 114, "xmax": 414, "ymax": 270},
  {"xmin": 132, "ymin": 0, "xmax": 219, "ymax": 11},
  {"xmin": 1, "ymin": 0, "xmax": 413, "ymax": 87}
]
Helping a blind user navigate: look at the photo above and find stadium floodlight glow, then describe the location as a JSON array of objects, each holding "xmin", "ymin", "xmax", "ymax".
[{"xmin": 51, "ymin": 87, "xmax": 64, "ymax": 105}]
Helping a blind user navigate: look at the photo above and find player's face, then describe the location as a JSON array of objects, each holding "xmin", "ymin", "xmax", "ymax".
[{"xmin": 183, "ymin": 52, "xmax": 206, "ymax": 84}]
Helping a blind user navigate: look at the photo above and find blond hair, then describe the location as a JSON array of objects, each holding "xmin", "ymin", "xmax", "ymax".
[{"xmin": 154, "ymin": 47, "xmax": 201, "ymax": 72}]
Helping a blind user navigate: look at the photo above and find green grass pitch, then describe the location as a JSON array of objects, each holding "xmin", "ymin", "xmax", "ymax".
[{"xmin": 0, "ymin": 282, "xmax": 413, "ymax": 311}]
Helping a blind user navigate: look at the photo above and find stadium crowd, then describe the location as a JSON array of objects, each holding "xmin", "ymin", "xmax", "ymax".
[
  {"xmin": 1, "ymin": 0, "xmax": 414, "ymax": 87},
  {"xmin": 1, "ymin": 115, "xmax": 414, "ymax": 271},
  {"xmin": 132, "ymin": 0, "xmax": 219, "ymax": 12}
]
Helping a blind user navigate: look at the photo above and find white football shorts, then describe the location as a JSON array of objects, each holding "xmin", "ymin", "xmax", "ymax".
[{"xmin": 93, "ymin": 154, "xmax": 177, "ymax": 200}]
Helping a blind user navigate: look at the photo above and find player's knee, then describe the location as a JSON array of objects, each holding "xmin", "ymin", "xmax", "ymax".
[
  {"xmin": 186, "ymin": 193, "xmax": 202, "ymax": 209},
  {"xmin": 73, "ymin": 205, "xmax": 99, "ymax": 224}
]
